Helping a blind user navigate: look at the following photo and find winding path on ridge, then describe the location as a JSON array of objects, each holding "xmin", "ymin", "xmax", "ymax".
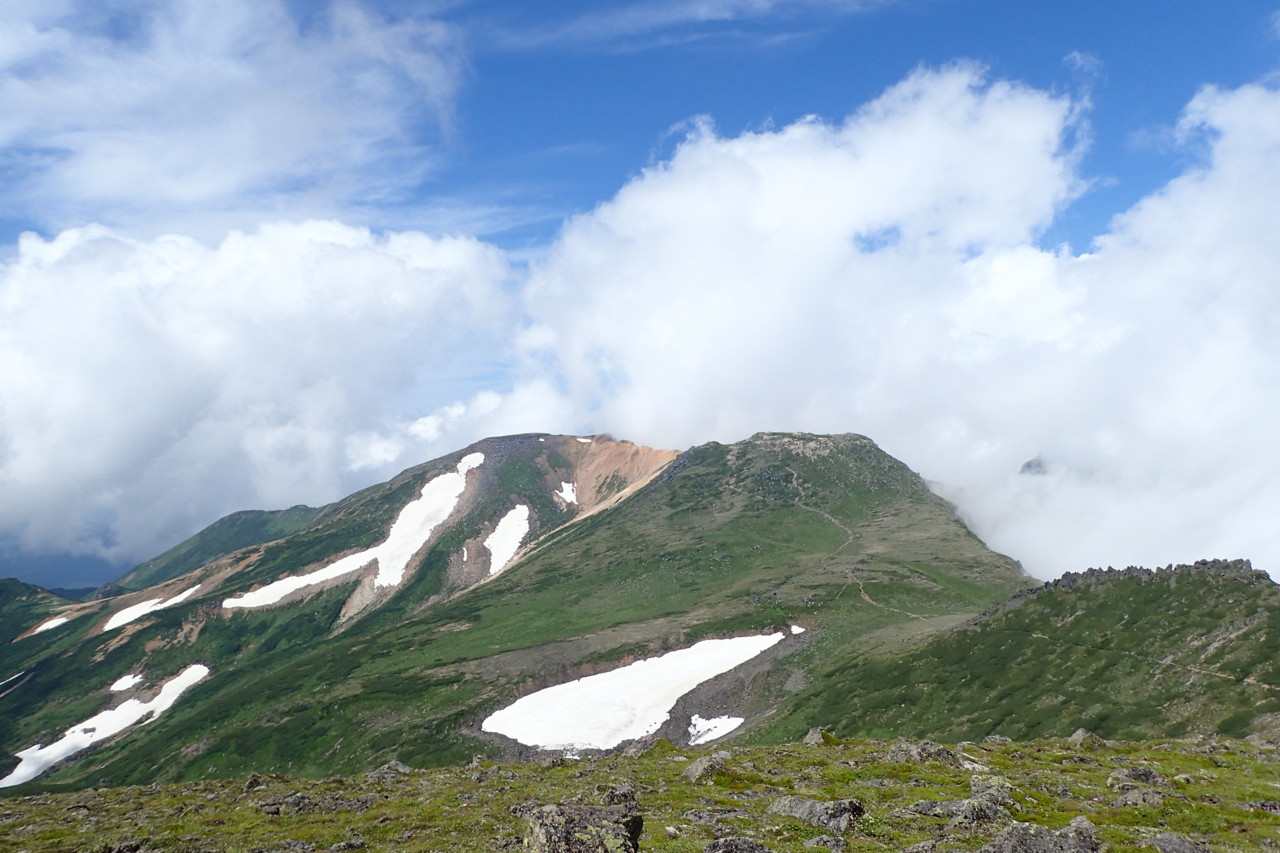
[{"xmin": 784, "ymin": 466, "xmax": 928, "ymax": 622}]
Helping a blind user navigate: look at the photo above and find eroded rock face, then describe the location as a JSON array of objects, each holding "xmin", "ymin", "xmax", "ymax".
[
  {"xmin": 524, "ymin": 802, "xmax": 643, "ymax": 853},
  {"xmin": 766, "ymin": 796, "xmax": 865, "ymax": 834}
]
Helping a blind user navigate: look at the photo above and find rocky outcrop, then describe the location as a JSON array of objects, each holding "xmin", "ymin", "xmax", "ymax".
[
  {"xmin": 978, "ymin": 817, "xmax": 1102, "ymax": 853},
  {"xmin": 885, "ymin": 740, "xmax": 961, "ymax": 766},
  {"xmin": 683, "ymin": 753, "xmax": 728, "ymax": 783},
  {"xmin": 766, "ymin": 796, "xmax": 864, "ymax": 834},
  {"xmin": 703, "ymin": 840, "xmax": 776, "ymax": 853},
  {"xmin": 523, "ymin": 802, "xmax": 643, "ymax": 853}
]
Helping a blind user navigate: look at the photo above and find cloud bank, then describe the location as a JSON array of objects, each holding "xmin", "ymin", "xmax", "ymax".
[
  {"xmin": 512, "ymin": 64, "xmax": 1280, "ymax": 579},
  {"xmin": 2, "ymin": 62, "xmax": 1277, "ymax": 583},
  {"xmin": 0, "ymin": 221, "xmax": 509, "ymax": 563}
]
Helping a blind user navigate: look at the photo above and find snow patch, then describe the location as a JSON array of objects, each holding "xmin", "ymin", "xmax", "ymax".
[
  {"xmin": 104, "ymin": 584, "xmax": 201, "ymax": 632},
  {"xmin": 790, "ymin": 625, "xmax": 805, "ymax": 635},
  {"xmin": 556, "ymin": 481, "xmax": 577, "ymax": 505},
  {"xmin": 0, "ymin": 672, "xmax": 24, "ymax": 689},
  {"xmin": 688, "ymin": 714, "xmax": 744, "ymax": 745},
  {"xmin": 481, "ymin": 632, "xmax": 784, "ymax": 750},
  {"xmin": 485, "ymin": 505, "xmax": 530, "ymax": 576},
  {"xmin": 30, "ymin": 616, "xmax": 70, "ymax": 635},
  {"xmin": 109, "ymin": 674, "xmax": 142, "ymax": 692},
  {"xmin": 576, "ymin": 437, "xmax": 592, "ymax": 443},
  {"xmin": 224, "ymin": 452, "xmax": 484, "ymax": 608},
  {"xmin": 0, "ymin": 664, "xmax": 210, "ymax": 788}
]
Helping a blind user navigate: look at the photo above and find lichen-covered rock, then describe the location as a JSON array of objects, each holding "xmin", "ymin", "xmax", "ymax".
[
  {"xmin": 366, "ymin": 760, "xmax": 412, "ymax": 782},
  {"xmin": 603, "ymin": 783, "xmax": 636, "ymax": 805},
  {"xmin": 523, "ymin": 803, "xmax": 643, "ymax": 853},
  {"xmin": 766, "ymin": 796, "xmax": 864, "ymax": 834},
  {"xmin": 1147, "ymin": 833, "xmax": 1210, "ymax": 853},
  {"xmin": 802, "ymin": 835, "xmax": 847, "ymax": 851},
  {"xmin": 907, "ymin": 774, "xmax": 1015, "ymax": 828},
  {"xmin": 1068, "ymin": 729, "xmax": 1105, "ymax": 749},
  {"xmin": 682, "ymin": 807, "xmax": 748, "ymax": 824},
  {"xmin": 703, "ymin": 839, "xmax": 776, "ymax": 853},
  {"xmin": 979, "ymin": 817, "xmax": 1101, "ymax": 853},
  {"xmin": 903, "ymin": 843, "xmax": 937, "ymax": 853},
  {"xmin": 1107, "ymin": 766, "xmax": 1166, "ymax": 790},
  {"xmin": 683, "ymin": 754, "xmax": 726, "ymax": 783},
  {"xmin": 1112, "ymin": 787, "xmax": 1165, "ymax": 807},
  {"xmin": 886, "ymin": 740, "xmax": 961, "ymax": 766},
  {"xmin": 802, "ymin": 727, "xmax": 829, "ymax": 746},
  {"xmin": 970, "ymin": 774, "xmax": 1015, "ymax": 805}
]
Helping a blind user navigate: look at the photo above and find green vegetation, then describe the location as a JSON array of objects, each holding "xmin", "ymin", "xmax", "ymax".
[
  {"xmin": 10, "ymin": 434, "xmax": 1276, "ymax": 802},
  {"xmin": 118, "ymin": 505, "xmax": 329, "ymax": 590},
  {"xmin": 2, "ymin": 736, "xmax": 1277, "ymax": 852},
  {"xmin": 801, "ymin": 560, "xmax": 1280, "ymax": 744}
]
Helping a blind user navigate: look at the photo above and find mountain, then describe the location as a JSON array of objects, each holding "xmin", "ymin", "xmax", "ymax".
[
  {"xmin": 2, "ymin": 431, "xmax": 1274, "ymax": 796},
  {"xmin": 803, "ymin": 558, "xmax": 1280, "ymax": 743},
  {"xmin": 114, "ymin": 505, "xmax": 330, "ymax": 592}
]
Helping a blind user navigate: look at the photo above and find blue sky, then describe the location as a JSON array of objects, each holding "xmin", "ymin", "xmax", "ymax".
[{"xmin": 2, "ymin": 0, "xmax": 1279, "ymax": 588}]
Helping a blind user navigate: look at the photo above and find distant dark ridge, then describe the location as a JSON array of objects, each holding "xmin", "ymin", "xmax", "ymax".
[{"xmin": 983, "ymin": 558, "xmax": 1264, "ymax": 620}]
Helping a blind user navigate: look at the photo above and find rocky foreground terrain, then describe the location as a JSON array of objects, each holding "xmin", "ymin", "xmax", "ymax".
[{"xmin": 2, "ymin": 733, "xmax": 1277, "ymax": 853}]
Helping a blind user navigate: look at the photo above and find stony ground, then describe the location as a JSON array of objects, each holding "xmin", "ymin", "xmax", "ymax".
[{"xmin": 1, "ymin": 734, "xmax": 1278, "ymax": 853}]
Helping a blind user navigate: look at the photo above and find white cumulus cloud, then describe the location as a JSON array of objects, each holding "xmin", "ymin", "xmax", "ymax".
[
  {"xmin": 502, "ymin": 64, "xmax": 1280, "ymax": 580},
  {"xmin": 0, "ymin": 0, "xmax": 464, "ymax": 235},
  {"xmin": 0, "ymin": 220, "xmax": 510, "ymax": 563}
]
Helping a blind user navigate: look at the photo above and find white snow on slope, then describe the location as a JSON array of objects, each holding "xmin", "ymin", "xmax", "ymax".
[
  {"xmin": 556, "ymin": 482, "xmax": 577, "ymax": 505},
  {"xmin": 104, "ymin": 584, "xmax": 202, "ymax": 632},
  {"xmin": 481, "ymin": 632, "xmax": 785, "ymax": 750},
  {"xmin": 688, "ymin": 714, "xmax": 744, "ymax": 745},
  {"xmin": 109, "ymin": 674, "xmax": 142, "ymax": 692},
  {"xmin": 0, "ymin": 672, "xmax": 24, "ymax": 689},
  {"xmin": 30, "ymin": 616, "xmax": 70, "ymax": 635},
  {"xmin": 485, "ymin": 505, "xmax": 530, "ymax": 576},
  {"xmin": 224, "ymin": 452, "xmax": 484, "ymax": 609},
  {"xmin": 790, "ymin": 625, "xmax": 805, "ymax": 635},
  {"xmin": 0, "ymin": 664, "xmax": 210, "ymax": 788},
  {"xmin": 576, "ymin": 437, "xmax": 592, "ymax": 443}
]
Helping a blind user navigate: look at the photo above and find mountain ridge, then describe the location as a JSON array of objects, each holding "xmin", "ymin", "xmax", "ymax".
[{"xmin": 3, "ymin": 431, "xmax": 1274, "ymax": 797}]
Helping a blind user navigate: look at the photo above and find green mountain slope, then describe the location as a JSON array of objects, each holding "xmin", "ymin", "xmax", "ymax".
[
  {"xmin": 115, "ymin": 505, "xmax": 330, "ymax": 591},
  {"xmin": 808, "ymin": 559, "xmax": 1280, "ymax": 743},
  {"xmin": 0, "ymin": 579, "xmax": 70, "ymax": 645},
  {"xmin": 1, "ymin": 432, "xmax": 1032, "ymax": 792}
]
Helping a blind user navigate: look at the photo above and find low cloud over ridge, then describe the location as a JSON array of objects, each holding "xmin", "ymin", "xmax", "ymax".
[{"xmin": 1, "ymin": 64, "xmax": 1277, "ymax": 583}]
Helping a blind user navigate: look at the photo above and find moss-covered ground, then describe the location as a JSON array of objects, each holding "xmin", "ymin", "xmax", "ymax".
[{"xmin": 2, "ymin": 735, "xmax": 1277, "ymax": 852}]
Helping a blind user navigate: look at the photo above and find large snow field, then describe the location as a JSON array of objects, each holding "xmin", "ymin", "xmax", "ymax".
[
  {"xmin": 481, "ymin": 632, "xmax": 785, "ymax": 750},
  {"xmin": 103, "ymin": 584, "xmax": 202, "ymax": 632},
  {"xmin": 30, "ymin": 616, "xmax": 70, "ymax": 635},
  {"xmin": 0, "ymin": 664, "xmax": 210, "ymax": 788},
  {"xmin": 224, "ymin": 452, "xmax": 484, "ymax": 609},
  {"xmin": 688, "ymin": 714, "xmax": 744, "ymax": 745},
  {"xmin": 485, "ymin": 505, "xmax": 530, "ymax": 576}
]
